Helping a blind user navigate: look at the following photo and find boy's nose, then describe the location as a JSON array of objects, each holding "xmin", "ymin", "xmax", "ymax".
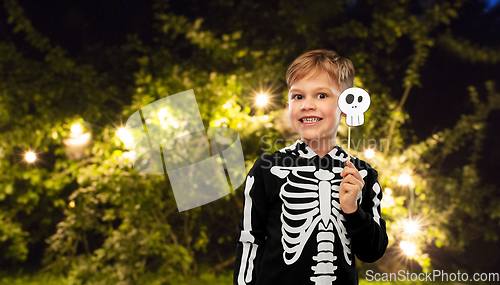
[{"xmin": 300, "ymin": 99, "xmax": 316, "ymax": 110}]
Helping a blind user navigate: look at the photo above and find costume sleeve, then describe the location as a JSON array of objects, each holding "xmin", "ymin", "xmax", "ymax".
[
  {"xmin": 233, "ymin": 158, "xmax": 268, "ymax": 285},
  {"xmin": 343, "ymin": 166, "xmax": 388, "ymax": 263}
]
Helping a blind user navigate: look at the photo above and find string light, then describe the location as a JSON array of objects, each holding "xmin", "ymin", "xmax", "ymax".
[
  {"xmin": 117, "ymin": 128, "xmax": 134, "ymax": 146},
  {"xmin": 256, "ymin": 93, "xmax": 268, "ymax": 107},
  {"xmin": 64, "ymin": 122, "xmax": 92, "ymax": 160},
  {"xmin": 398, "ymin": 174, "xmax": 412, "ymax": 186},
  {"xmin": 400, "ymin": 241, "xmax": 417, "ymax": 257},
  {"xmin": 364, "ymin": 149, "xmax": 375, "ymax": 159},
  {"xmin": 70, "ymin": 123, "xmax": 83, "ymax": 136},
  {"xmin": 25, "ymin": 151, "xmax": 36, "ymax": 163},
  {"xmin": 248, "ymin": 80, "xmax": 279, "ymax": 111},
  {"xmin": 403, "ymin": 218, "xmax": 421, "ymax": 236}
]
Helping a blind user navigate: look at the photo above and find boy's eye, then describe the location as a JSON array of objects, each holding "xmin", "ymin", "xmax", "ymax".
[
  {"xmin": 293, "ymin": 94, "xmax": 303, "ymax": 100},
  {"xmin": 317, "ymin": 93, "xmax": 326, "ymax": 99}
]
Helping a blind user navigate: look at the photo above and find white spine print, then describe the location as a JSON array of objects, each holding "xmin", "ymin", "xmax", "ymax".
[
  {"xmin": 311, "ymin": 174, "xmax": 337, "ymax": 285},
  {"xmin": 270, "ymin": 166, "xmax": 352, "ymax": 285}
]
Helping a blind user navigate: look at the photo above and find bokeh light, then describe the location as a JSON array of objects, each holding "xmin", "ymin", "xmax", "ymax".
[
  {"xmin": 398, "ymin": 174, "xmax": 412, "ymax": 186},
  {"xmin": 71, "ymin": 123, "xmax": 83, "ymax": 136},
  {"xmin": 117, "ymin": 128, "xmax": 134, "ymax": 146},
  {"xmin": 364, "ymin": 149, "xmax": 375, "ymax": 159},
  {"xmin": 400, "ymin": 241, "xmax": 417, "ymax": 257},
  {"xmin": 157, "ymin": 108, "xmax": 179, "ymax": 129},
  {"xmin": 64, "ymin": 123, "xmax": 92, "ymax": 160},
  {"xmin": 385, "ymin": 188, "xmax": 392, "ymax": 196},
  {"xmin": 403, "ymin": 219, "xmax": 420, "ymax": 235},
  {"xmin": 256, "ymin": 93, "xmax": 268, "ymax": 107},
  {"xmin": 25, "ymin": 151, "xmax": 36, "ymax": 163},
  {"xmin": 382, "ymin": 195, "xmax": 395, "ymax": 208}
]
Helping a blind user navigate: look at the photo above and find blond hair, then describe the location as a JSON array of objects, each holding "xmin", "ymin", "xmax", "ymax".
[{"xmin": 286, "ymin": 49, "xmax": 355, "ymax": 92}]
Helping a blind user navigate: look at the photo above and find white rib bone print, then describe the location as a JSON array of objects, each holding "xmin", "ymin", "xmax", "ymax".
[{"xmin": 270, "ymin": 165, "xmax": 366, "ymax": 284}]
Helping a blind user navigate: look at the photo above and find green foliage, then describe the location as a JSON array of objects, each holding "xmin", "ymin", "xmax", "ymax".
[
  {"xmin": 0, "ymin": 213, "xmax": 29, "ymax": 261},
  {"xmin": 413, "ymin": 82, "xmax": 500, "ymax": 249},
  {"xmin": 0, "ymin": 270, "xmax": 234, "ymax": 285},
  {"xmin": 0, "ymin": 0, "xmax": 499, "ymax": 283},
  {"xmin": 0, "ymin": 272, "xmax": 66, "ymax": 285},
  {"xmin": 438, "ymin": 32, "xmax": 500, "ymax": 64}
]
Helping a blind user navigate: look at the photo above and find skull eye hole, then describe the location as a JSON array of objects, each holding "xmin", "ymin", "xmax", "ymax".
[
  {"xmin": 358, "ymin": 96, "xmax": 363, "ymax": 103},
  {"xmin": 346, "ymin": 94, "xmax": 354, "ymax": 104}
]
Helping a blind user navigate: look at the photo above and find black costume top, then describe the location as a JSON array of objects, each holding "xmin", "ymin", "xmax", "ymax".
[{"xmin": 233, "ymin": 140, "xmax": 388, "ymax": 285}]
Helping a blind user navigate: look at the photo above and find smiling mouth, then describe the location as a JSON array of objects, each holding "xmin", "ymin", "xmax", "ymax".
[{"xmin": 300, "ymin": 117, "xmax": 322, "ymax": 123}]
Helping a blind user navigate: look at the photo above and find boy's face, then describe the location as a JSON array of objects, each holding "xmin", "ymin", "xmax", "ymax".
[{"xmin": 287, "ymin": 70, "xmax": 343, "ymax": 145}]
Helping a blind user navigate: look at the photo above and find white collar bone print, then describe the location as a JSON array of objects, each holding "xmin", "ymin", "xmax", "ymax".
[
  {"xmin": 281, "ymin": 140, "xmax": 351, "ymax": 162},
  {"xmin": 270, "ymin": 164, "xmax": 354, "ymax": 285}
]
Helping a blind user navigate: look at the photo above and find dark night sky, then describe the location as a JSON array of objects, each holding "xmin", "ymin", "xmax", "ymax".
[
  {"xmin": 485, "ymin": 0, "xmax": 500, "ymax": 10},
  {"xmin": 14, "ymin": 0, "xmax": 153, "ymax": 52}
]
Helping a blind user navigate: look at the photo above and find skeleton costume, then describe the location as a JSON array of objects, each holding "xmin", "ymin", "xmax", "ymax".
[{"xmin": 233, "ymin": 140, "xmax": 388, "ymax": 285}]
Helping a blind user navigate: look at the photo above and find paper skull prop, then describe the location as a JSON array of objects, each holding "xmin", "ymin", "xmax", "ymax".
[{"xmin": 338, "ymin": 87, "xmax": 371, "ymax": 127}]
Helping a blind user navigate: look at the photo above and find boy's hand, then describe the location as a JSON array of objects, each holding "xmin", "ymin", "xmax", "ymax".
[{"xmin": 339, "ymin": 161, "xmax": 365, "ymax": 214}]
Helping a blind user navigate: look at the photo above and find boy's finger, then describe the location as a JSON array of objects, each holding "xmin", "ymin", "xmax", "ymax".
[
  {"xmin": 343, "ymin": 174, "xmax": 363, "ymax": 188},
  {"xmin": 344, "ymin": 164, "xmax": 363, "ymax": 181},
  {"xmin": 342, "ymin": 162, "xmax": 355, "ymax": 175},
  {"xmin": 342, "ymin": 168, "xmax": 358, "ymax": 178},
  {"xmin": 341, "ymin": 168, "xmax": 352, "ymax": 178},
  {"xmin": 351, "ymin": 170, "xmax": 364, "ymax": 184},
  {"xmin": 342, "ymin": 171, "xmax": 364, "ymax": 187}
]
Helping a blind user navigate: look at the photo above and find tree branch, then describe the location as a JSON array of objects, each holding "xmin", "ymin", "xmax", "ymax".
[{"xmin": 384, "ymin": 84, "xmax": 411, "ymax": 155}]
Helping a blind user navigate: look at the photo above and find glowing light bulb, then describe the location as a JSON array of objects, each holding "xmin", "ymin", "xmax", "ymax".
[
  {"xmin": 400, "ymin": 241, "xmax": 417, "ymax": 257},
  {"xmin": 398, "ymin": 174, "xmax": 412, "ymax": 186},
  {"xmin": 117, "ymin": 128, "xmax": 134, "ymax": 145},
  {"xmin": 364, "ymin": 149, "xmax": 375, "ymax": 159},
  {"xmin": 403, "ymin": 219, "xmax": 420, "ymax": 235},
  {"xmin": 256, "ymin": 93, "xmax": 268, "ymax": 107},
  {"xmin": 25, "ymin": 151, "xmax": 36, "ymax": 163},
  {"xmin": 71, "ymin": 124, "xmax": 83, "ymax": 136}
]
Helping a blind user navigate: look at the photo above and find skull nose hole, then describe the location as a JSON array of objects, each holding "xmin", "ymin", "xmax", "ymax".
[
  {"xmin": 346, "ymin": 94, "xmax": 354, "ymax": 104},
  {"xmin": 358, "ymin": 96, "xmax": 363, "ymax": 103}
]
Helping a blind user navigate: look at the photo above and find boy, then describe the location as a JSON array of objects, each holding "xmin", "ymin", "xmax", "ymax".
[{"xmin": 233, "ymin": 49, "xmax": 388, "ymax": 285}]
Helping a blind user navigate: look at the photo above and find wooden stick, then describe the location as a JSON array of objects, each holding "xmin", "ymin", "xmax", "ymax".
[{"xmin": 347, "ymin": 126, "xmax": 351, "ymax": 163}]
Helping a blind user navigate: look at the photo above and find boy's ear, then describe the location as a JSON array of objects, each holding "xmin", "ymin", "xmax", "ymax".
[{"xmin": 287, "ymin": 101, "xmax": 289, "ymax": 107}]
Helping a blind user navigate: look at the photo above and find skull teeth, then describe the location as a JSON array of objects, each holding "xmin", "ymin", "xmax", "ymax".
[{"xmin": 302, "ymin": 117, "xmax": 321, "ymax": 123}]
